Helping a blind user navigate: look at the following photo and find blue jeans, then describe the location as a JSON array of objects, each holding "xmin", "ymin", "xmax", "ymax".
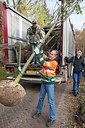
[
  {"xmin": 31, "ymin": 43, "xmax": 37, "ymax": 63},
  {"xmin": 36, "ymin": 82, "xmax": 56, "ymax": 121},
  {"xmin": 73, "ymin": 72, "xmax": 82, "ymax": 95}
]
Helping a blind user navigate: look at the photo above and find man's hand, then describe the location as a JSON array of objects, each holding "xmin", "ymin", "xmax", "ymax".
[
  {"xmin": 40, "ymin": 39, "xmax": 45, "ymax": 44},
  {"xmin": 34, "ymin": 47, "xmax": 39, "ymax": 54}
]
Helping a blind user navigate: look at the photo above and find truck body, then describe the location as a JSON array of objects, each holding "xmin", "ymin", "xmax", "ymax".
[{"xmin": 0, "ymin": 2, "xmax": 75, "ymax": 83}]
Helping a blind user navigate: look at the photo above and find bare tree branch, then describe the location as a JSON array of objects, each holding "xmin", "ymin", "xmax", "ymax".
[
  {"xmin": 13, "ymin": 0, "xmax": 16, "ymax": 9},
  {"xmin": 17, "ymin": 0, "xmax": 22, "ymax": 5},
  {"xmin": 6, "ymin": 0, "xmax": 9, "ymax": 4}
]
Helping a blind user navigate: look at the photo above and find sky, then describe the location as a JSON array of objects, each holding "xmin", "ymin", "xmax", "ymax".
[
  {"xmin": 46, "ymin": 0, "xmax": 85, "ymax": 30},
  {"xmin": 70, "ymin": 0, "xmax": 85, "ymax": 30}
]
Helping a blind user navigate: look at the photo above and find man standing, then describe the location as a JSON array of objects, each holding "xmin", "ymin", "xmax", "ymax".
[
  {"xmin": 65, "ymin": 50, "xmax": 85, "ymax": 96},
  {"xmin": 32, "ymin": 48, "xmax": 58, "ymax": 127},
  {"xmin": 26, "ymin": 20, "xmax": 45, "ymax": 64}
]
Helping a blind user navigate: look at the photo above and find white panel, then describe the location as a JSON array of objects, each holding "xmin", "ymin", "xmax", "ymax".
[
  {"xmin": 6, "ymin": 8, "xmax": 31, "ymax": 62},
  {"xmin": 62, "ymin": 18, "xmax": 75, "ymax": 65}
]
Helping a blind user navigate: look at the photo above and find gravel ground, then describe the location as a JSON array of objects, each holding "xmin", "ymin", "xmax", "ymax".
[{"xmin": 0, "ymin": 79, "xmax": 79, "ymax": 128}]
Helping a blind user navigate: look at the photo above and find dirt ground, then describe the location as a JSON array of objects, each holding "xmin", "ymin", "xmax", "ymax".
[{"xmin": 0, "ymin": 78, "xmax": 81, "ymax": 128}]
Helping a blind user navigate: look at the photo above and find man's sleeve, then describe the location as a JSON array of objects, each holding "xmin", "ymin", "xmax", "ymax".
[
  {"xmin": 43, "ymin": 61, "xmax": 58, "ymax": 71},
  {"xmin": 37, "ymin": 50, "xmax": 47, "ymax": 65}
]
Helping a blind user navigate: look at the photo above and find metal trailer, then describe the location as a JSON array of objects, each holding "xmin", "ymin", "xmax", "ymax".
[
  {"xmin": 0, "ymin": 2, "xmax": 75, "ymax": 83},
  {"xmin": 62, "ymin": 18, "xmax": 75, "ymax": 81},
  {"xmin": 0, "ymin": 1, "xmax": 32, "ymax": 63}
]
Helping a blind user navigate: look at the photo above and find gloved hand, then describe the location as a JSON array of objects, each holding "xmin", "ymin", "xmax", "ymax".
[
  {"xmin": 18, "ymin": 66, "xmax": 21, "ymax": 72},
  {"xmin": 40, "ymin": 39, "xmax": 45, "ymax": 44},
  {"xmin": 34, "ymin": 47, "xmax": 39, "ymax": 54},
  {"xmin": 64, "ymin": 57, "xmax": 68, "ymax": 63}
]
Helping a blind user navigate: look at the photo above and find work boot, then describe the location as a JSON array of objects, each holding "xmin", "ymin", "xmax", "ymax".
[
  {"xmin": 32, "ymin": 112, "xmax": 41, "ymax": 119},
  {"xmin": 46, "ymin": 119, "xmax": 55, "ymax": 127},
  {"xmin": 74, "ymin": 92, "xmax": 78, "ymax": 96}
]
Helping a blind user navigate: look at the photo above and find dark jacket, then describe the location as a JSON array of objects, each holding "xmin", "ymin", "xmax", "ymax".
[{"xmin": 65, "ymin": 56, "xmax": 85, "ymax": 73}]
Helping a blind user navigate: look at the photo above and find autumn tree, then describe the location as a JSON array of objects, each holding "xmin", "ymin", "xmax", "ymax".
[
  {"xmin": 28, "ymin": 2, "xmax": 50, "ymax": 27},
  {"xmin": 5, "ymin": 0, "xmax": 84, "ymax": 27},
  {"xmin": 4, "ymin": 0, "xmax": 50, "ymax": 27},
  {"xmin": 75, "ymin": 25, "xmax": 85, "ymax": 54}
]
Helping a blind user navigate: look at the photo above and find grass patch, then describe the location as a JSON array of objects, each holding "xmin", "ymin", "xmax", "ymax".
[
  {"xmin": 0, "ymin": 67, "xmax": 9, "ymax": 81},
  {"xmin": 80, "ymin": 86, "xmax": 85, "ymax": 92},
  {"xmin": 0, "ymin": 66, "xmax": 19, "ymax": 81},
  {"xmin": 74, "ymin": 81, "xmax": 85, "ymax": 127}
]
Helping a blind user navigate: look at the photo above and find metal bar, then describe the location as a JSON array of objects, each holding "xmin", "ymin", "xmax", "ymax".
[
  {"xmin": 8, "ymin": 36, "xmax": 26, "ymax": 42},
  {"xmin": 18, "ymin": 43, "xmax": 21, "ymax": 71},
  {"xmin": 0, "ymin": 43, "xmax": 20, "ymax": 49}
]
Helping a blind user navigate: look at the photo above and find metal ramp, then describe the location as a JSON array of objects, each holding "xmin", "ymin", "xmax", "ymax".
[{"xmin": 7, "ymin": 74, "xmax": 64, "ymax": 84}]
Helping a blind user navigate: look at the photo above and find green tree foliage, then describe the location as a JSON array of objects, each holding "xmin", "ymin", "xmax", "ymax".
[
  {"xmin": 28, "ymin": 2, "xmax": 50, "ymax": 27},
  {"xmin": 65, "ymin": 0, "xmax": 84, "ymax": 14},
  {"xmin": 17, "ymin": 0, "xmax": 29, "ymax": 16}
]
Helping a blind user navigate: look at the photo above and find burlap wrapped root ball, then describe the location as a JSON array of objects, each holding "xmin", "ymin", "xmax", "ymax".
[{"xmin": 0, "ymin": 80, "xmax": 26, "ymax": 107}]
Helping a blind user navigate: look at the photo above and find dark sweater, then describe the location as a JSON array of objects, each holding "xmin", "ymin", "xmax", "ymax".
[{"xmin": 66, "ymin": 56, "xmax": 84, "ymax": 73}]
